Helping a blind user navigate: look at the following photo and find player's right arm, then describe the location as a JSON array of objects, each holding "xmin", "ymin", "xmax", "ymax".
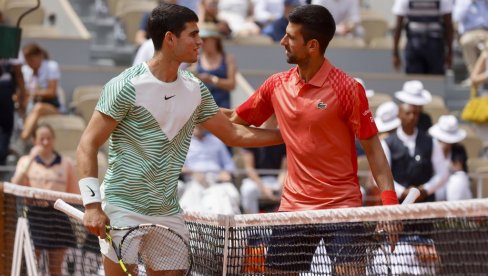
[{"xmin": 77, "ymin": 111, "xmax": 118, "ymax": 238}]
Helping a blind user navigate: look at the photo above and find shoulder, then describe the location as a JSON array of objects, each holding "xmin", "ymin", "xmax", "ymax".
[
  {"xmin": 328, "ymin": 67, "xmax": 358, "ymax": 94},
  {"xmin": 104, "ymin": 64, "xmax": 147, "ymax": 93},
  {"xmin": 179, "ymin": 69, "xmax": 203, "ymax": 88}
]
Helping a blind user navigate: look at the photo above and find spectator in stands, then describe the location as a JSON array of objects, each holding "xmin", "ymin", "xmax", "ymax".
[
  {"xmin": 453, "ymin": 0, "xmax": 488, "ymax": 83},
  {"xmin": 239, "ymin": 127, "xmax": 287, "ymax": 213},
  {"xmin": 392, "ymin": 0, "xmax": 454, "ymax": 75},
  {"xmin": 134, "ymin": 0, "xmax": 201, "ymax": 46},
  {"xmin": 239, "ymin": 145, "xmax": 286, "ymax": 213},
  {"xmin": 429, "ymin": 115, "xmax": 472, "ymax": 201},
  {"xmin": 311, "ymin": 0, "xmax": 362, "ymax": 37},
  {"xmin": 261, "ymin": 0, "xmax": 304, "ymax": 42},
  {"xmin": 470, "ymin": 40, "xmax": 488, "ymax": 95},
  {"xmin": 227, "ymin": 5, "xmax": 398, "ymax": 275},
  {"xmin": 20, "ymin": 43, "xmax": 62, "ymax": 141},
  {"xmin": 0, "ymin": 55, "xmax": 27, "ymax": 166},
  {"xmin": 179, "ymin": 125, "xmax": 240, "ymax": 214},
  {"xmin": 383, "ymin": 102, "xmax": 448, "ymax": 203},
  {"xmin": 76, "ymin": 4, "xmax": 282, "ymax": 275},
  {"xmin": 198, "ymin": 0, "xmax": 232, "ymax": 37},
  {"xmin": 11, "ymin": 123, "xmax": 78, "ymax": 276},
  {"xmin": 395, "ymin": 80, "xmax": 433, "ymax": 132},
  {"xmin": 193, "ymin": 23, "xmax": 237, "ymax": 109},
  {"xmin": 218, "ymin": 0, "xmax": 261, "ymax": 37},
  {"xmin": 363, "ymin": 101, "xmax": 402, "ymax": 206},
  {"xmin": 253, "ymin": 0, "xmax": 286, "ymax": 30}
]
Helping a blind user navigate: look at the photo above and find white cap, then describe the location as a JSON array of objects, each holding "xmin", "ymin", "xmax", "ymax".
[
  {"xmin": 374, "ymin": 101, "xmax": 401, "ymax": 133},
  {"xmin": 395, "ymin": 80, "xmax": 432, "ymax": 106},
  {"xmin": 428, "ymin": 115, "xmax": 467, "ymax": 144}
]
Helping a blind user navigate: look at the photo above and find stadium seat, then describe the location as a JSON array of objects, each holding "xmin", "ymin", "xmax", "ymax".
[
  {"xmin": 423, "ymin": 106, "xmax": 449, "ymax": 124},
  {"xmin": 230, "ymin": 35, "xmax": 274, "ymax": 46},
  {"xmin": 4, "ymin": 0, "xmax": 45, "ymax": 26},
  {"xmin": 21, "ymin": 25, "xmax": 62, "ymax": 38},
  {"xmin": 116, "ymin": 0, "xmax": 156, "ymax": 45},
  {"xmin": 329, "ymin": 37, "xmax": 366, "ymax": 49},
  {"xmin": 460, "ymin": 124, "xmax": 484, "ymax": 158},
  {"xmin": 368, "ymin": 92, "xmax": 393, "ymax": 114},
  {"xmin": 467, "ymin": 157, "xmax": 488, "ymax": 198},
  {"xmin": 37, "ymin": 114, "xmax": 86, "ymax": 153},
  {"xmin": 71, "ymin": 85, "xmax": 103, "ymax": 104},
  {"xmin": 72, "ymin": 94, "xmax": 99, "ymax": 123},
  {"xmin": 361, "ymin": 16, "xmax": 389, "ymax": 46}
]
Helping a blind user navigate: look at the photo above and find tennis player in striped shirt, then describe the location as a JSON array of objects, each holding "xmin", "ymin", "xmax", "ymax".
[{"xmin": 75, "ymin": 3, "xmax": 283, "ymax": 275}]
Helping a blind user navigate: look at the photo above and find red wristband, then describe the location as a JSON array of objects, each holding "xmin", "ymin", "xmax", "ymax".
[{"xmin": 381, "ymin": 190, "xmax": 399, "ymax": 205}]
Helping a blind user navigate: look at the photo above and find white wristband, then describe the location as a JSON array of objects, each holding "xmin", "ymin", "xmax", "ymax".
[{"xmin": 79, "ymin": 177, "xmax": 102, "ymax": 206}]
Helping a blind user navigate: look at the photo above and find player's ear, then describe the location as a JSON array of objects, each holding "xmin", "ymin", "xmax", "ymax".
[
  {"xmin": 164, "ymin": 31, "xmax": 175, "ymax": 46},
  {"xmin": 308, "ymin": 39, "xmax": 319, "ymax": 53}
]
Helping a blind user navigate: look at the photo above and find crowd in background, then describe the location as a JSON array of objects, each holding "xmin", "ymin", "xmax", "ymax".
[{"xmin": 1, "ymin": 0, "xmax": 488, "ymax": 217}]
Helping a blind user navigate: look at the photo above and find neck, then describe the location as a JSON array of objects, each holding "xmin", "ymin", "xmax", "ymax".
[
  {"xmin": 402, "ymin": 126, "xmax": 416, "ymax": 136},
  {"xmin": 297, "ymin": 57, "xmax": 325, "ymax": 83},
  {"xmin": 38, "ymin": 151, "xmax": 55, "ymax": 163},
  {"xmin": 147, "ymin": 52, "xmax": 180, "ymax": 82}
]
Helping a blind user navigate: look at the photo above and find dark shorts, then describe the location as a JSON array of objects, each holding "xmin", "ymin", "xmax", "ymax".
[
  {"xmin": 265, "ymin": 224, "xmax": 369, "ymax": 272},
  {"xmin": 27, "ymin": 205, "xmax": 76, "ymax": 249}
]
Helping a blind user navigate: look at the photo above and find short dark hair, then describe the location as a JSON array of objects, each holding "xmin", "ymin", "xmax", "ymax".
[
  {"xmin": 288, "ymin": 4, "xmax": 335, "ymax": 55},
  {"xmin": 148, "ymin": 3, "xmax": 199, "ymax": 51}
]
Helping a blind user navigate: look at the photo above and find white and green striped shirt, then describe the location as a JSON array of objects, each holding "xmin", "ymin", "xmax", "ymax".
[{"xmin": 96, "ymin": 63, "xmax": 219, "ymax": 216}]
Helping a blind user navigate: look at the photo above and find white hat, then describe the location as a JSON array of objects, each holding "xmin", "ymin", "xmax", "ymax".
[
  {"xmin": 355, "ymin": 78, "xmax": 375, "ymax": 98},
  {"xmin": 428, "ymin": 115, "xmax": 467, "ymax": 144},
  {"xmin": 395, "ymin": 80, "xmax": 432, "ymax": 106},
  {"xmin": 374, "ymin": 101, "xmax": 401, "ymax": 133}
]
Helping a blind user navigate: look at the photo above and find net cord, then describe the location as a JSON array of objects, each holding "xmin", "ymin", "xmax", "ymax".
[{"xmin": 5, "ymin": 182, "xmax": 488, "ymax": 227}]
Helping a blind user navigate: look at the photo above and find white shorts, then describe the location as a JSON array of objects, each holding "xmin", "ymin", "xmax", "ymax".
[{"xmin": 100, "ymin": 202, "xmax": 190, "ymax": 270}]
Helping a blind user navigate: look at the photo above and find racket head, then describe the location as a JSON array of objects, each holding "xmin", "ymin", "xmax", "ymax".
[{"xmin": 114, "ymin": 223, "xmax": 192, "ymax": 275}]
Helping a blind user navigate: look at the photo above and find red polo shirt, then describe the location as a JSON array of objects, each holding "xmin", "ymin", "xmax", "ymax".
[{"xmin": 236, "ymin": 58, "xmax": 377, "ymax": 210}]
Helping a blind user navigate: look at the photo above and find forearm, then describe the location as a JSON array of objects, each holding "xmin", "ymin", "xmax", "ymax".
[
  {"xmin": 211, "ymin": 75, "xmax": 236, "ymax": 92},
  {"xmin": 76, "ymin": 141, "xmax": 99, "ymax": 179},
  {"xmin": 224, "ymin": 124, "xmax": 283, "ymax": 147}
]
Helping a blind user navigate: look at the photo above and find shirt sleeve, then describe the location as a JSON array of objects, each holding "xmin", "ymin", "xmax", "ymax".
[
  {"xmin": 422, "ymin": 139, "xmax": 450, "ymax": 195},
  {"xmin": 194, "ymin": 81, "xmax": 219, "ymax": 124},
  {"xmin": 47, "ymin": 61, "xmax": 61, "ymax": 81},
  {"xmin": 392, "ymin": 0, "xmax": 408, "ymax": 16},
  {"xmin": 235, "ymin": 75, "xmax": 276, "ymax": 126},
  {"xmin": 349, "ymin": 82, "xmax": 378, "ymax": 140},
  {"xmin": 96, "ymin": 77, "xmax": 134, "ymax": 122}
]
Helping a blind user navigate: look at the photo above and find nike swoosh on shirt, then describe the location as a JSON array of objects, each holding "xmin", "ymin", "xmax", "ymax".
[
  {"xmin": 165, "ymin": 95, "xmax": 176, "ymax": 100},
  {"xmin": 87, "ymin": 187, "xmax": 95, "ymax": 197}
]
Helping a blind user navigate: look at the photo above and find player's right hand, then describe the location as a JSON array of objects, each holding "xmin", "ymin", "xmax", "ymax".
[{"xmin": 84, "ymin": 203, "xmax": 110, "ymax": 239}]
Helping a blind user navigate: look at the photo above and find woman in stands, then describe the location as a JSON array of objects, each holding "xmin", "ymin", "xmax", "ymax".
[
  {"xmin": 429, "ymin": 115, "xmax": 472, "ymax": 201},
  {"xmin": 20, "ymin": 43, "xmax": 62, "ymax": 141},
  {"xmin": 11, "ymin": 123, "xmax": 78, "ymax": 276},
  {"xmin": 194, "ymin": 23, "xmax": 237, "ymax": 109}
]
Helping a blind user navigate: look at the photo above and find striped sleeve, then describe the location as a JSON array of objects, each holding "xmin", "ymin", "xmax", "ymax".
[
  {"xmin": 194, "ymin": 80, "xmax": 219, "ymax": 124},
  {"xmin": 96, "ymin": 74, "xmax": 135, "ymax": 122}
]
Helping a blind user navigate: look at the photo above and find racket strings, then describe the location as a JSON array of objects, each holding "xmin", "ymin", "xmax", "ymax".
[{"xmin": 119, "ymin": 225, "xmax": 190, "ymax": 275}]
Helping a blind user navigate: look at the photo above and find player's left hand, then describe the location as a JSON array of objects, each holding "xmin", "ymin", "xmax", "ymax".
[{"xmin": 375, "ymin": 221, "xmax": 403, "ymax": 252}]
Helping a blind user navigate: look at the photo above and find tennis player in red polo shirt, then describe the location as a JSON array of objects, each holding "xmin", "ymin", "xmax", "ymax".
[{"xmin": 229, "ymin": 4, "xmax": 398, "ymax": 275}]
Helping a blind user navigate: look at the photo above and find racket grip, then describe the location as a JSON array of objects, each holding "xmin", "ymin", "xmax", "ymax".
[
  {"xmin": 402, "ymin": 187, "xmax": 420, "ymax": 205},
  {"xmin": 54, "ymin": 199, "xmax": 84, "ymax": 222}
]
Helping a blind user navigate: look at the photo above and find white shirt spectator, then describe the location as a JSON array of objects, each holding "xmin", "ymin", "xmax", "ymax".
[
  {"xmin": 253, "ymin": 0, "xmax": 284, "ymax": 27},
  {"xmin": 392, "ymin": 0, "xmax": 453, "ymax": 16},
  {"xmin": 133, "ymin": 39, "xmax": 154, "ymax": 66},
  {"xmin": 381, "ymin": 127, "xmax": 449, "ymax": 198},
  {"xmin": 311, "ymin": 0, "xmax": 361, "ymax": 35}
]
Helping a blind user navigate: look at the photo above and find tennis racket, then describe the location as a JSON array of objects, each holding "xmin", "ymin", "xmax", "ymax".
[{"xmin": 54, "ymin": 199, "xmax": 192, "ymax": 276}]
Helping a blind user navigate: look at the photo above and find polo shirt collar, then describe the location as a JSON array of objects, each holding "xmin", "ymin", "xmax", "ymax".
[{"xmin": 294, "ymin": 58, "xmax": 332, "ymax": 87}]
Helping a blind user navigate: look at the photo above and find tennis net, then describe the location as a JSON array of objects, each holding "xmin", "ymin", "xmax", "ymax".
[{"xmin": 2, "ymin": 181, "xmax": 488, "ymax": 275}]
